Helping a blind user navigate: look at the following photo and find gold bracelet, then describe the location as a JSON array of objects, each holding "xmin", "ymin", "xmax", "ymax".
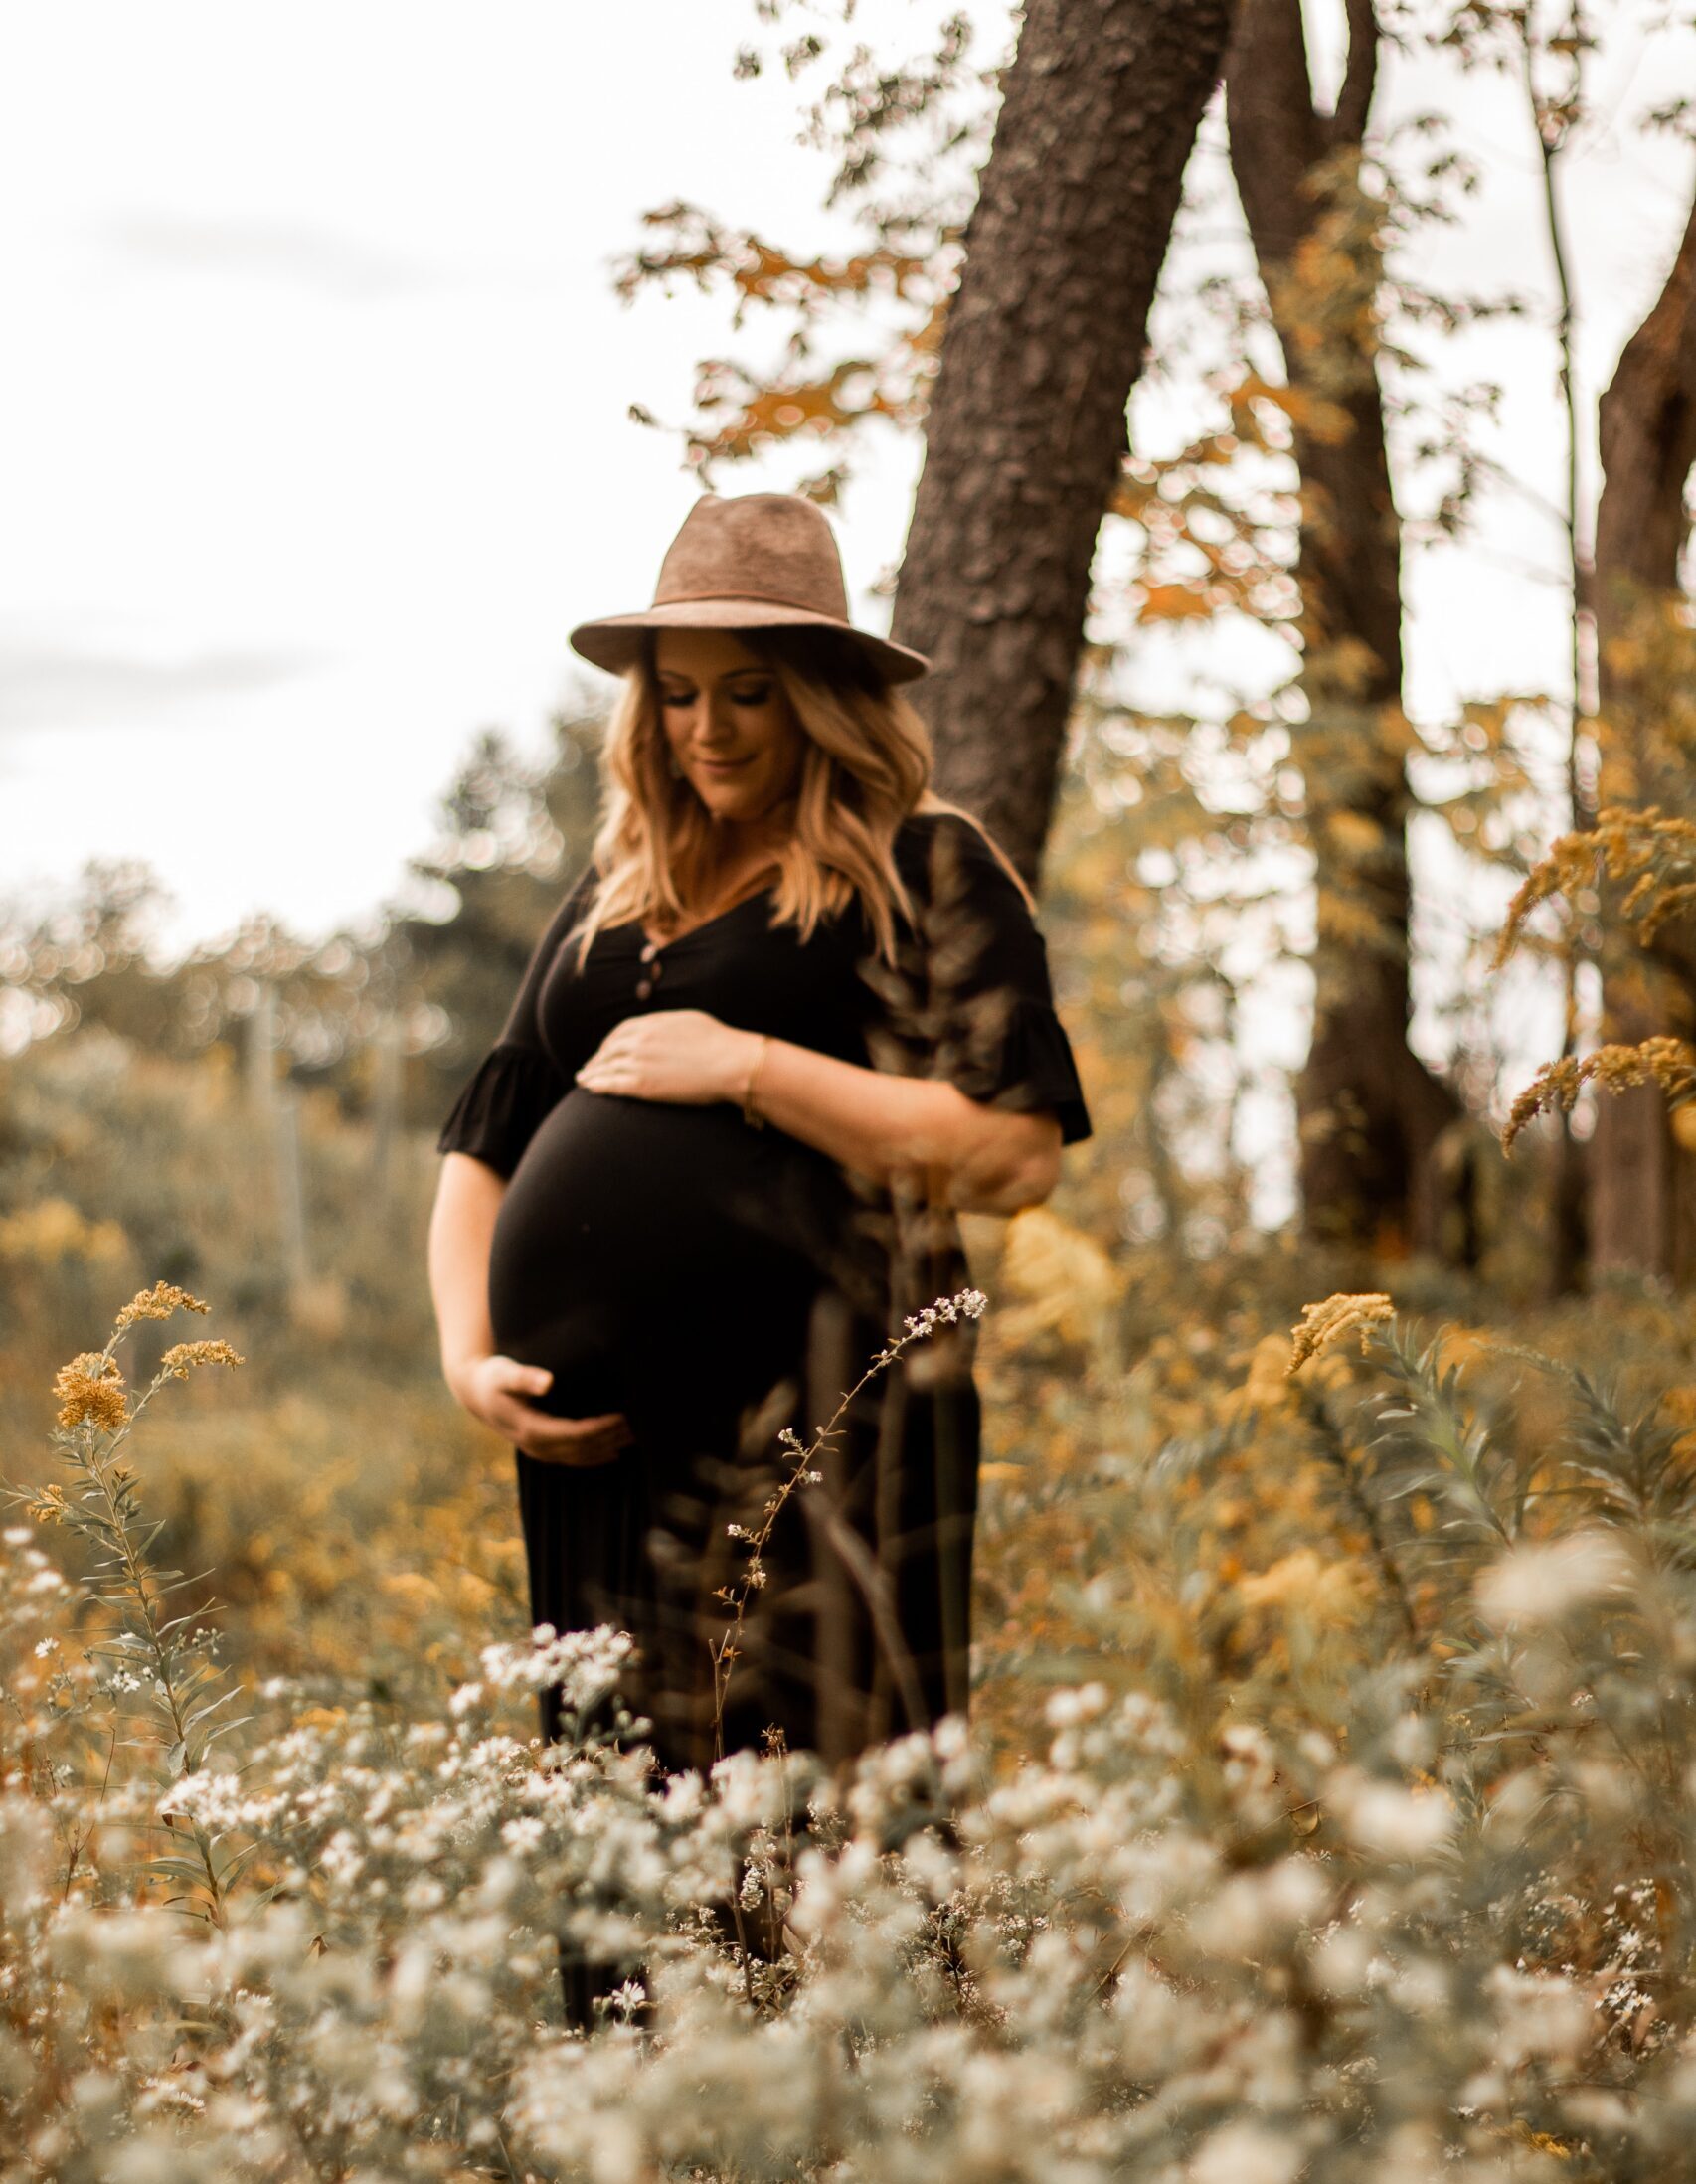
[{"xmin": 742, "ymin": 1034, "xmax": 770, "ymax": 1129}]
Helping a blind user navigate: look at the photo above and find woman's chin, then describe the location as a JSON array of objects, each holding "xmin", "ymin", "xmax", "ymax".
[
  {"xmin": 697, "ymin": 788, "xmax": 763, "ymax": 821},
  {"xmin": 691, "ymin": 773, "xmax": 789, "ymax": 823}
]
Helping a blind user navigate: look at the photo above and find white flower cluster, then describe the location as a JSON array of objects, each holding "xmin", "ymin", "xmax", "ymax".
[
  {"xmin": 465, "ymin": 1622, "xmax": 637, "ymax": 1711},
  {"xmin": 903, "ymin": 1286, "xmax": 989, "ymax": 1340}
]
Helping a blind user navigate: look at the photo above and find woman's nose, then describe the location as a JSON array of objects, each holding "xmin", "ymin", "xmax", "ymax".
[{"xmin": 700, "ymin": 694, "xmax": 742, "ymax": 744}]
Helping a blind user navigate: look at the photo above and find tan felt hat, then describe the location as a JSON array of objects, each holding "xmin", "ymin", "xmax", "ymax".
[{"xmin": 568, "ymin": 491, "xmax": 931, "ymax": 685}]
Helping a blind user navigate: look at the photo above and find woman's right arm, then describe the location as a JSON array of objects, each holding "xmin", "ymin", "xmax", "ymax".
[
  {"xmin": 428, "ymin": 1150, "xmax": 507, "ymax": 1399},
  {"xmin": 428, "ymin": 1151, "xmax": 632, "ymax": 1465}
]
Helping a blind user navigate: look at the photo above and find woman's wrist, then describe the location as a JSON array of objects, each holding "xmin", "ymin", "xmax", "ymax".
[
  {"xmin": 740, "ymin": 1033, "xmax": 771, "ymax": 1127},
  {"xmin": 727, "ymin": 1028, "xmax": 771, "ymax": 1113},
  {"xmin": 442, "ymin": 1349, "xmax": 491, "ymax": 1405}
]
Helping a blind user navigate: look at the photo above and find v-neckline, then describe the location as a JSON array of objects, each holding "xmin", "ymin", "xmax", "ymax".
[{"xmin": 636, "ymin": 880, "xmax": 776, "ymax": 955}]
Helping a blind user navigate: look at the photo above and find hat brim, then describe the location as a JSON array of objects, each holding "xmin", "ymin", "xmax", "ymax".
[{"xmin": 568, "ymin": 597, "xmax": 931, "ymax": 685}]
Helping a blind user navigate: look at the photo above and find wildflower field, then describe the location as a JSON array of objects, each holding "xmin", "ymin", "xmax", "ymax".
[{"xmin": 9, "ymin": 1020, "xmax": 1696, "ymax": 2184}]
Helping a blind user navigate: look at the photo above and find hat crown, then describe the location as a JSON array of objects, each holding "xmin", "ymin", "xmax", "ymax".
[
  {"xmin": 652, "ymin": 493, "xmax": 849, "ymax": 620},
  {"xmin": 567, "ymin": 489, "xmax": 930, "ymax": 683}
]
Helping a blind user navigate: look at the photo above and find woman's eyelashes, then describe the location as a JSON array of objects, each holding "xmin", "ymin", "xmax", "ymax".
[{"xmin": 659, "ymin": 683, "xmax": 773, "ymax": 711}]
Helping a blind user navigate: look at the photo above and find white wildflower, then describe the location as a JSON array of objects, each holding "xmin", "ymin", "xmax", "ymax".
[
  {"xmin": 1335, "ymin": 1775, "xmax": 1456, "ymax": 1861},
  {"xmin": 318, "ymin": 1829, "xmax": 365, "ymax": 1888},
  {"xmin": 1310, "ymin": 1922, "xmax": 1375, "ymax": 1999},
  {"xmin": 1188, "ymin": 1856, "xmax": 1331, "ymax": 1958},
  {"xmin": 1189, "ymin": 2121, "xmax": 1305, "ymax": 2184},
  {"xmin": 478, "ymin": 1623, "xmax": 635, "ymax": 1712},
  {"xmin": 1045, "ymin": 1680, "xmax": 1111, "ymax": 1728},
  {"xmin": 1487, "ymin": 1963, "xmax": 1596, "ymax": 2068},
  {"xmin": 902, "ymin": 1286, "xmax": 988, "ymax": 1341},
  {"xmin": 1475, "ymin": 1529, "xmax": 1636, "ymax": 1627}
]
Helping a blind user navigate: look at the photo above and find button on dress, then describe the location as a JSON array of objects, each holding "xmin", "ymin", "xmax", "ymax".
[{"xmin": 435, "ymin": 809, "xmax": 1092, "ymax": 1777}]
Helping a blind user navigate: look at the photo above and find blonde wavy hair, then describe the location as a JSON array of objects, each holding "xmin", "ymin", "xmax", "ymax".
[{"xmin": 566, "ymin": 626, "xmax": 1031, "ymax": 971}]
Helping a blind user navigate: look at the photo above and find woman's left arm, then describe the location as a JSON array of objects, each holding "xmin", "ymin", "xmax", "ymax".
[
  {"xmin": 573, "ymin": 1013, "xmax": 1061, "ymax": 1217},
  {"xmin": 744, "ymin": 1032, "xmax": 1063, "ymax": 1216}
]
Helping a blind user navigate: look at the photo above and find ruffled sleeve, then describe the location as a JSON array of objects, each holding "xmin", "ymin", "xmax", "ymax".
[
  {"xmin": 954, "ymin": 992, "xmax": 1093, "ymax": 1147},
  {"xmin": 434, "ymin": 868, "xmax": 595, "ymax": 1180},
  {"xmin": 885, "ymin": 812, "xmax": 1094, "ymax": 1146},
  {"xmin": 434, "ymin": 1041, "xmax": 569, "ymax": 1180}
]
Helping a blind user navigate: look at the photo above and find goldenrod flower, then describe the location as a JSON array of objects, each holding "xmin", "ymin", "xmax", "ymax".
[
  {"xmin": 115, "ymin": 1282, "xmax": 212, "ymax": 1332},
  {"xmin": 1495, "ymin": 804, "xmax": 1696, "ymax": 971},
  {"xmin": 1502, "ymin": 1037, "xmax": 1696, "ymax": 1153},
  {"xmin": 1286, "ymin": 1293, "xmax": 1394, "ymax": 1376},
  {"xmin": 157, "ymin": 1339, "xmax": 245, "ymax": 1381},
  {"xmin": 52, "ymin": 1352, "xmax": 128, "ymax": 1432}
]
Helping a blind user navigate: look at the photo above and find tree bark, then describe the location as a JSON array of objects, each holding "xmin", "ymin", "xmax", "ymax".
[
  {"xmin": 889, "ymin": 0, "xmax": 1236, "ymax": 890},
  {"xmin": 1225, "ymin": 0, "xmax": 1466, "ymax": 1260},
  {"xmin": 1588, "ymin": 191, "xmax": 1696, "ymax": 1281}
]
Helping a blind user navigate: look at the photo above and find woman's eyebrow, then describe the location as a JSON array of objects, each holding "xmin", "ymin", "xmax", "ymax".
[{"xmin": 659, "ymin": 668, "xmax": 769, "ymax": 686}]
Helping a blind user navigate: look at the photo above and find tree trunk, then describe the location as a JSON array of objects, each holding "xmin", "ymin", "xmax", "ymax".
[
  {"xmin": 1588, "ymin": 191, "xmax": 1696, "ymax": 1281},
  {"xmin": 1225, "ymin": 0, "xmax": 1466, "ymax": 1260},
  {"xmin": 889, "ymin": 0, "xmax": 1236, "ymax": 890}
]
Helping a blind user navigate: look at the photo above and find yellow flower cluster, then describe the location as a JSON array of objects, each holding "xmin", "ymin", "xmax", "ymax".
[
  {"xmin": 157, "ymin": 1339, "xmax": 245, "ymax": 1381},
  {"xmin": 115, "ymin": 1282, "xmax": 212, "ymax": 1332},
  {"xmin": 1286, "ymin": 1292, "xmax": 1394, "ymax": 1376},
  {"xmin": 1495, "ymin": 804, "xmax": 1696, "ymax": 971},
  {"xmin": 1502, "ymin": 1037, "xmax": 1696, "ymax": 1153},
  {"xmin": 28, "ymin": 1483, "xmax": 72, "ymax": 1525},
  {"xmin": 0, "ymin": 1198, "xmax": 126, "ymax": 1265},
  {"xmin": 52, "ymin": 1352, "xmax": 128, "ymax": 1432}
]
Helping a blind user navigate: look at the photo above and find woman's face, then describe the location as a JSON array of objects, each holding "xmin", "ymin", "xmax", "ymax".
[{"xmin": 654, "ymin": 629, "xmax": 805, "ymax": 831}]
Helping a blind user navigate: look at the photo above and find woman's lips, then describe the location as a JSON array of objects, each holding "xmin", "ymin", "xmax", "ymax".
[{"xmin": 696, "ymin": 756, "xmax": 755, "ymax": 773}]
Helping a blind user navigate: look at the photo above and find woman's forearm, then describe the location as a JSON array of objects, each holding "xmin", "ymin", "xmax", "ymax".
[
  {"xmin": 747, "ymin": 1037, "xmax": 1061, "ymax": 1215},
  {"xmin": 427, "ymin": 1152, "xmax": 505, "ymax": 1388}
]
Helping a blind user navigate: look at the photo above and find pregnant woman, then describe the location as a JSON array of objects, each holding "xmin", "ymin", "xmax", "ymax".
[{"xmin": 427, "ymin": 491, "xmax": 1092, "ymax": 1785}]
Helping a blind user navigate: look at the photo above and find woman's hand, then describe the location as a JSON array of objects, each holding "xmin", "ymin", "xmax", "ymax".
[
  {"xmin": 449, "ymin": 1354, "xmax": 634, "ymax": 1467},
  {"xmin": 574, "ymin": 1009, "xmax": 759, "ymax": 1107}
]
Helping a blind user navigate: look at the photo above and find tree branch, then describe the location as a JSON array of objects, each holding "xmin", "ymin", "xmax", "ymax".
[
  {"xmin": 1225, "ymin": 0, "xmax": 1321, "ymax": 266},
  {"xmin": 1329, "ymin": 0, "xmax": 1381, "ymax": 148}
]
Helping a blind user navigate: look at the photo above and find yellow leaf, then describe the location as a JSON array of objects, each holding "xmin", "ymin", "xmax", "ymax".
[{"xmin": 997, "ymin": 1207, "xmax": 1122, "ymax": 1353}]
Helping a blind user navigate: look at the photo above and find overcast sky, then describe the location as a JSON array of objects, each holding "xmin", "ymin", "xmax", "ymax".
[
  {"xmin": 2, "ymin": 0, "xmax": 1692, "ymax": 986},
  {"xmin": 0, "ymin": 0, "xmax": 940, "ymax": 958}
]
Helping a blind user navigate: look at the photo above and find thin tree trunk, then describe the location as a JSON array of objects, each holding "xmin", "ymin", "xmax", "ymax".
[
  {"xmin": 369, "ymin": 1008, "xmax": 406, "ymax": 1205},
  {"xmin": 246, "ymin": 982, "xmax": 278, "ymax": 1120},
  {"xmin": 890, "ymin": 0, "xmax": 1236, "ymax": 890},
  {"xmin": 1527, "ymin": 24, "xmax": 1593, "ymax": 1298},
  {"xmin": 274, "ymin": 1084, "xmax": 311, "ymax": 1299},
  {"xmin": 1225, "ymin": 0, "xmax": 1465, "ymax": 1260},
  {"xmin": 1588, "ymin": 190, "xmax": 1696, "ymax": 1281}
]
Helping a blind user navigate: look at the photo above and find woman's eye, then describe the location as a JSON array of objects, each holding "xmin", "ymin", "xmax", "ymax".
[
  {"xmin": 730, "ymin": 685, "xmax": 772, "ymax": 707},
  {"xmin": 659, "ymin": 689, "xmax": 694, "ymax": 708}
]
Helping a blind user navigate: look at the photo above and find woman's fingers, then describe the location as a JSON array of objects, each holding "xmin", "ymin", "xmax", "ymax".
[
  {"xmin": 464, "ymin": 1359, "xmax": 634, "ymax": 1465},
  {"xmin": 523, "ymin": 1433, "xmax": 627, "ymax": 1467},
  {"xmin": 511, "ymin": 1404, "xmax": 635, "ymax": 1467},
  {"xmin": 489, "ymin": 1356, "xmax": 554, "ymax": 1400}
]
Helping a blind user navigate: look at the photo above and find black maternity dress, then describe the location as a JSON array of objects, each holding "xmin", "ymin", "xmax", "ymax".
[{"xmin": 435, "ymin": 808, "xmax": 1092, "ymax": 1780}]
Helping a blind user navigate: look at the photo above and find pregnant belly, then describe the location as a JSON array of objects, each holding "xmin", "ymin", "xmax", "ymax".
[{"xmin": 489, "ymin": 1089, "xmax": 839, "ymax": 1434}]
